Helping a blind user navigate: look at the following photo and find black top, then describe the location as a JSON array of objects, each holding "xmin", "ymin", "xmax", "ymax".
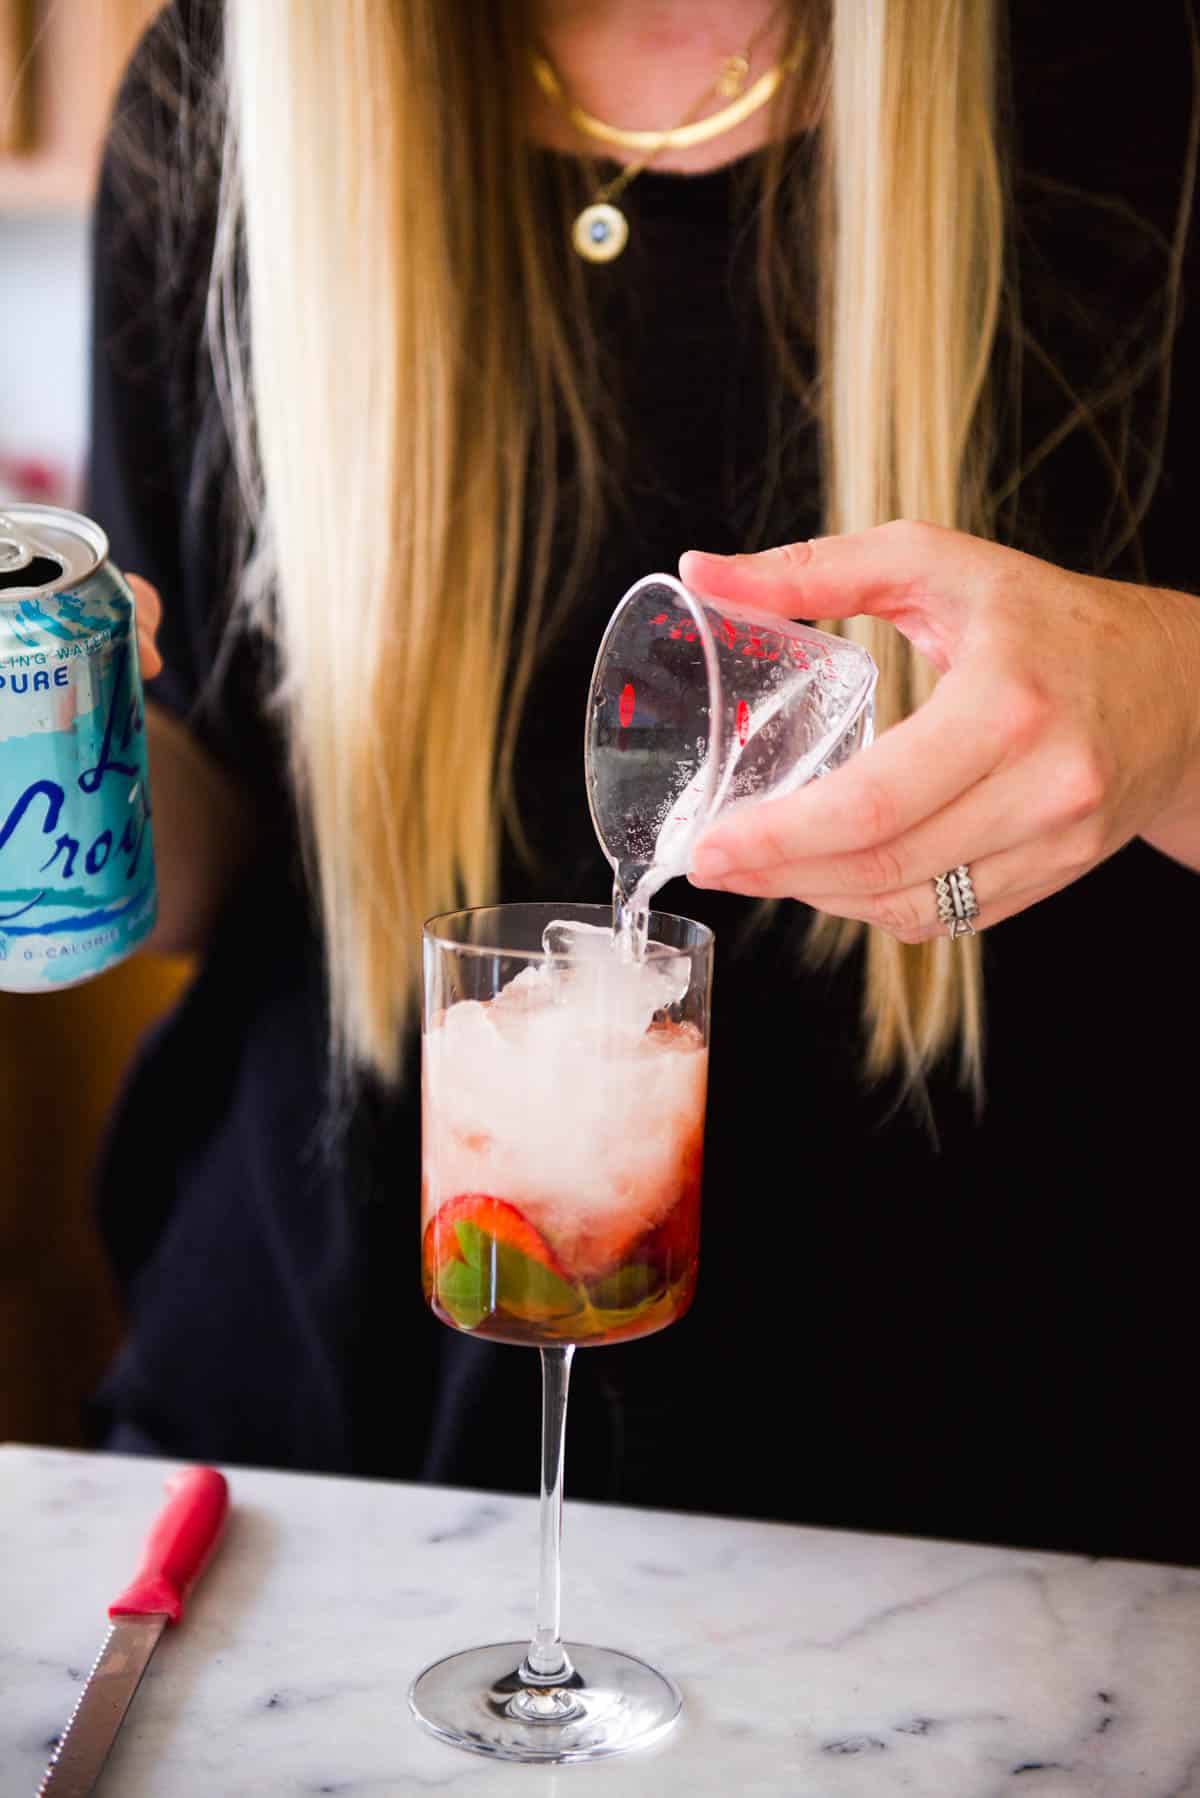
[{"xmin": 87, "ymin": 3, "xmax": 1200, "ymax": 1566}]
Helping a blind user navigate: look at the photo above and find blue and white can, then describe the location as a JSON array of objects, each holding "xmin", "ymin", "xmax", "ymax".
[{"xmin": 0, "ymin": 505, "xmax": 157, "ymax": 991}]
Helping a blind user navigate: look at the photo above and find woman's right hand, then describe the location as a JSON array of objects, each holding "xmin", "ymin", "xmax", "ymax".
[{"xmin": 128, "ymin": 573, "xmax": 163, "ymax": 679}]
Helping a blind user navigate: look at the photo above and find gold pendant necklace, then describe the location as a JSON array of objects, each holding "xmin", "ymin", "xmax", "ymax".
[
  {"xmin": 531, "ymin": 30, "xmax": 802, "ymax": 265},
  {"xmin": 572, "ymin": 199, "xmax": 632, "ymax": 263}
]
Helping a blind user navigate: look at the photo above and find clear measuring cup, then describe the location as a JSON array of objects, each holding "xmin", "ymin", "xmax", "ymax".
[{"xmin": 585, "ymin": 572, "xmax": 878, "ymax": 904}]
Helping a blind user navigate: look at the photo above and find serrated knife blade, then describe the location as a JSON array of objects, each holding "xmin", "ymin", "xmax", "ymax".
[{"xmin": 38, "ymin": 1466, "xmax": 229, "ymax": 1796}]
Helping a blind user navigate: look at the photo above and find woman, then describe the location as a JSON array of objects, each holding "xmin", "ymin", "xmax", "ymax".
[{"xmin": 91, "ymin": 0, "xmax": 1200, "ymax": 1563}]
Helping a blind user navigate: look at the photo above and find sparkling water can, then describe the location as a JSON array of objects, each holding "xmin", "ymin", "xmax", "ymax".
[{"xmin": 0, "ymin": 504, "xmax": 157, "ymax": 991}]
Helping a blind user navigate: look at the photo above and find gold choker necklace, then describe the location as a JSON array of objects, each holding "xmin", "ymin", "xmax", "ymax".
[{"xmin": 531, "ymin": 33, "xmax": 801, "ymax": 263}]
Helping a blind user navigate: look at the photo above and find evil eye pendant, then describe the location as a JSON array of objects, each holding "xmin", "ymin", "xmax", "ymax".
[{"xmin": 572, "ymin": 202, "xmax": 630, "ymax": 263}]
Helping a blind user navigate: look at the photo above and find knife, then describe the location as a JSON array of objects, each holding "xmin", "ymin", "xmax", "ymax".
[{"xmin": 38, "ymin": 1465, "xmax": 229, "ymax": 1796}]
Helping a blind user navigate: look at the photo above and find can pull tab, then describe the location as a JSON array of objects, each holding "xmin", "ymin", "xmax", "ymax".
[
  {"xmin": 0, "ymin": 516, "xmax": 65, "ymax": 592},
  {"xmin": 0, "ymin": 517, "xmax": 33, "ymax": 573}
]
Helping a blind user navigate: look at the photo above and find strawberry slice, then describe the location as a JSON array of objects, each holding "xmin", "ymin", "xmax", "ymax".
[
  {"xmin": 423, "ymin": 1193, "xmax": 568, "ymax": 1282},
  {"xmin": 424, "ymin": 1193, "xmax": 580, "ymax": 1332}
]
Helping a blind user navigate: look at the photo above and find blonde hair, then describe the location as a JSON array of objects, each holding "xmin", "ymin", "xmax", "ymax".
[
  {"xmin": 813, "ymin": 0, "xmax": 1002, "ymax": 1091},
  {"xmin": 216, "ymin": 0, "xmax": 1004, "ymax": 1088}
]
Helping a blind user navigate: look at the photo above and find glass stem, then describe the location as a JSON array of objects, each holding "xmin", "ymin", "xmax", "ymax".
[{"xmin": 521, "ymin": 1344, "xmax": 575, "ymax": 1683}]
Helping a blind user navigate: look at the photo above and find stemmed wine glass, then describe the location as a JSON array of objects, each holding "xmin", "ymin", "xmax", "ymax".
[{"xmin": 409, "ymin": 901, "xmax": 713, "ymax": 1763}]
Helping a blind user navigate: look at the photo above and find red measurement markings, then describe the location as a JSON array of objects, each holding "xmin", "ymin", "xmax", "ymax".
[
  {"xmin": 651, "ymin": 607, "xmax": 812, "ymax": 670},
  {"xmin": 651, "ymin": 611, "xmax": 813, "ymax": 668},
  {"xmin": 740, "ymin": 625, "xmax": 784, "ymax": 661},
  {"xmin": 619, "ymin": 683, "xmax": 636, "ymax": 727},
  {"xmin": 651, "ymin": 610, "xmax": 699, "ymax": 642}
]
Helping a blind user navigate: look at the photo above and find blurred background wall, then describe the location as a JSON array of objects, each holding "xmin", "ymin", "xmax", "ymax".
[{"xmin": 2, "ymin": 0, "xmax": 192, "ymax": 1449}]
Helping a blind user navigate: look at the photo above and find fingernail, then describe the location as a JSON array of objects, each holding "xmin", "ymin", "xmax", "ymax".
[{"xmin": 679, "ymin": 550, "xmax": 736, "ymax": 585}]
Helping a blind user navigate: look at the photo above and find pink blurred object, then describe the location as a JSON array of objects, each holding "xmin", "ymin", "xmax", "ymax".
[{"xmin": 0, "ymin": 452, "xmax": 78, "ymax": 507}]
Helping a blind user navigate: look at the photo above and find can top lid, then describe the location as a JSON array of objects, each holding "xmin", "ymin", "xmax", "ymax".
[{"xmin": 0, "ymin": 504, "xmax": 109, "ymax": 602}]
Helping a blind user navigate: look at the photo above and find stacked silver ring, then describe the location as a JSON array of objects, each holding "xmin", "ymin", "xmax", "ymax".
[{"xmin": 933, "ymin": 864, "xmax": 979, "ymax": 939}]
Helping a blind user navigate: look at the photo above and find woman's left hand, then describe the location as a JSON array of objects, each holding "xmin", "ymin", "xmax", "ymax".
[{"xmin": 679, "ymin": 521, "xmax": 1200, "ymax": 938}]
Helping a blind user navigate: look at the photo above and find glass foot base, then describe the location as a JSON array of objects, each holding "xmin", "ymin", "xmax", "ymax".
[{"xmin": 409, "ymin": 1640, "xmax": 682, "ymax": 1763}]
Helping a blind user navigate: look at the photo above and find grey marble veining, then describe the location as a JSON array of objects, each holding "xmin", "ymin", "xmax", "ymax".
[{"xmin": 3, "ymin": 1444, "xmax": 1200, "ymax": 1795}]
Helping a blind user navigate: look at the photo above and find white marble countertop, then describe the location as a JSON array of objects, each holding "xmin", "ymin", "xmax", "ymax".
[{"xmin": 4, "ymin": 1444, "xmax": 1200, "ymax": 1796}]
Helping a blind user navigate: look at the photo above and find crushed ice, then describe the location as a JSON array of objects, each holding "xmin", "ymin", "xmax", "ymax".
[{"xmin": 539, "ymin": 917, "xmax": 689, "ymax": 1039}]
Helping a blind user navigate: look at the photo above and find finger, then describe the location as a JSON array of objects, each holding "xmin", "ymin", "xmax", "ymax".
[
  {"xmin": 809, "ymin": 868, "xmax": 1074, "ymax": 943},
  {"xmin": 704, "ymin": 844, "xmax": 1084, "ymax": 944},
  {"xmin": 689, "ymin": 663, "xmax": 1008, "ymax": 879},
  {"xmin": 126, "ymin": 573, "xmax": 163, "ymax": 635},
  {"xmin": 693, "ymin": 733, "xmax": 1089, "ymax": 899},
  {"xmin": 136, "ymin": 625, "xmax": 163, "ymax": 680},
  {"xmin": 679, "ymin": 519, "xmax": 1001, "ymax": 623}
]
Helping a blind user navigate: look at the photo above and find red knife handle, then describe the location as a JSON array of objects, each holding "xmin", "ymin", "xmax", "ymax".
[{"xmin": 108, "ymin": 1466, "xmax": 229, "ymax": 1625}]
